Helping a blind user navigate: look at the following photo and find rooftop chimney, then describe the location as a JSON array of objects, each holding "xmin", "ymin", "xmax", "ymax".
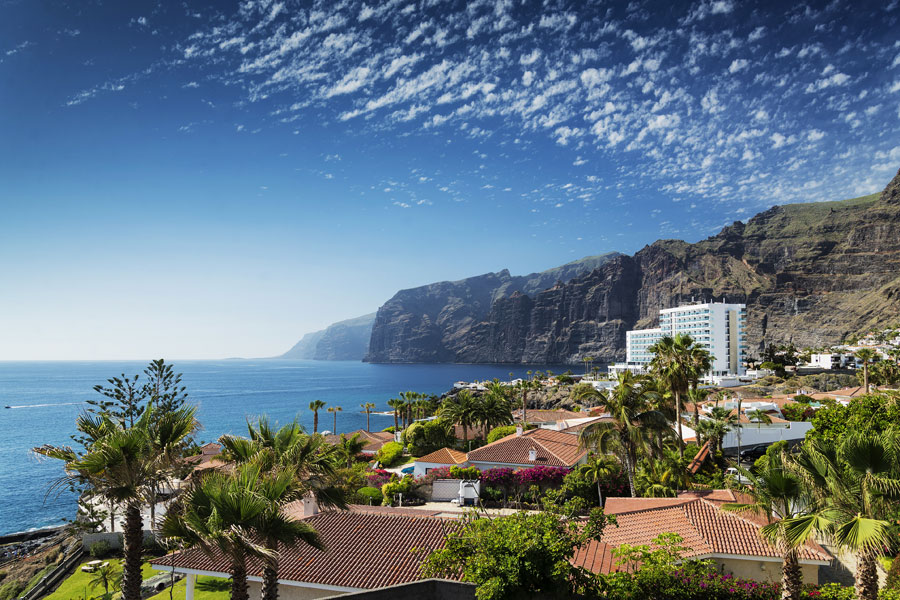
[
  {"xmin": 302, "ymin": 493, "xmax": 319, "ymax": 517},
  {"xmin": 516, "ymin": 426, "xmax": 523, "ymax": 436},
  {"xmin": 528, "ymin": 448, "xmax": 537, "ymax": 462}
]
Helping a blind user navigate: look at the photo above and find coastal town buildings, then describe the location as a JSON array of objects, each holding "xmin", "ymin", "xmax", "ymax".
[{"xmin": 610, "ymin": 301, "xmax": 747, "ymax": 379}]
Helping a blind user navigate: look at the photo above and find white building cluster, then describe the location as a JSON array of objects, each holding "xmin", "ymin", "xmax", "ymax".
[{"xmin": 611, "ymin": 301, "xmax": 748, "ymax": 380}]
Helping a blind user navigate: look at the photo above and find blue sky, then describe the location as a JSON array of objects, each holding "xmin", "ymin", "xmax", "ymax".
[{"xmin": 1, "ymin": 0, "xmax": 898, "ymax": 360}]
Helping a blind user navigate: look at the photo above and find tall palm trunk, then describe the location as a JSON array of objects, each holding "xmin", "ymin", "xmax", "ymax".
[
  {"xmin": 231, "ymin": 557, "xmax": 250, "ymax": 600},
  {"xmin": 122, "ymin": 503, "xmax": 144, "ymax": 600},
  {"xmin": 522, "ymin": 389, "xmax": 528, "ymax": 425},
  {"xmin": 675, "ymin": 390, "xmax": 684, "ymax": 458},
  {"xmin": 855, "ymin": 551, "xmax": 879, "ymax": 600},
  {"xmin": 596, "ymin": 482, "xmax": 604, "ymax": 508},
  {"xmin": 781, "ymin": 547, "xmax": 802, "ymax": 600},
  {"xmin": 393, "ymin": 410, "xmax": 398, "ymax": 432},
  {"xmin": 623, "ymin": 452, "xmax": 636, "ymax": 498},
  {"xmin": 365, "ymin": 410, "xmax": 370, "ymax": 432},
  {"xmin": 863, "ymin": 363, "xmax": 869, "ymax": 393},
  {"xmin": 313, "ymin": 411, "xmax": 318, "ymax": 434},
  {"xmin": 260, "ymin": 546, "xmax": 279, "ymax": 600}
]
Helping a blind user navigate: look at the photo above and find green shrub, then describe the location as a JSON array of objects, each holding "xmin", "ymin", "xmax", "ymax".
[
  {"xmin": 89, "ymin": 540, "xmax": 112, "ymax": 558},
  {"xmin": 381, "ymin": 475, "xmax": 414, "ymax": 506},
  {"xmin": 142, "ymin": 535, "xmax": 164, "ymax": 556},
  {"xmin": 792, "ymin": 394, "xmax": 814, "ymax": 404},
  {"xmin": 781, "ymin": 402, "xmax": 811, "ymax": 421},
  {"xmin": 449, "ymin": 465, "xmax": 481, "ymax": 480},
  {"xmin": 816, "ymin": 582, "xmax": 855, "ymax": 600},
  {"xmin": 382, "ymin": 426, "xmax": 396, "ymax": 433},
  {"xmin": 375, "ymin": 441, "xmax": 404, "ymax": 467},
  {"xmin": 487, "ymin": 425, "xmax": 522, "ymax": 444},
  {"xmin": 406, "ymin": 420, "xmax": 456, "ymax": 457},
  {"xmin": 357, "ymin": 486, "xmax": 383, "ymax": 505},
  {"xmin": 0, "ymin": 580, "xmax": 25, "ymax": 600},
  {"xmin": 887, "ymin": 554, "xmax": 900, "ymax": 591}
]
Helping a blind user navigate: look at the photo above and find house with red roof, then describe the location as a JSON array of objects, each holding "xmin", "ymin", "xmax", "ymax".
[
  {"xmin": 151, "ymin": 503, "xmax": 457, "ymax": 600},
  {"xmin": 322, "ymin": 430, "xmax": 395, "ymax": 456},
  {"xmin": 573, "ymin": 493, "xmax": 831, "ymax": 585},
  {"xmin": 411, "ymin": 447, "xmax": 469, "ymax": 477},
  {"xmin": 465, "ymin": 428, "xmax": 587, "ymax": 470}
]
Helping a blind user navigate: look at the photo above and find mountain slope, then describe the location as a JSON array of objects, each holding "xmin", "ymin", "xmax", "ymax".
[{"xmin": 366, "ymin": 167, "xmax": 900, "ymax": 364}]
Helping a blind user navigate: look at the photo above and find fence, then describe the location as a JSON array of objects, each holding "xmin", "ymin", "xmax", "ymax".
[{"xmin": 18, "ymin": 546, "xmax": 84, "ymax": 600}]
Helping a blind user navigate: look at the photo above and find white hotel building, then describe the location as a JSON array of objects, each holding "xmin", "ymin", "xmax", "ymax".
[{"xmin": 611, "ymin": 302, "xmax": 747, "ymax": 378}]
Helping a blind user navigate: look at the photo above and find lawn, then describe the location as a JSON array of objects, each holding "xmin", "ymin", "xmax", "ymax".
[
  {"xmin": 146, "ymin": 574, "xmax": 230, "ymax": 600},
  {"xmin": 45, "ymin": 559, "xmax": 163, "ymax": 600}
]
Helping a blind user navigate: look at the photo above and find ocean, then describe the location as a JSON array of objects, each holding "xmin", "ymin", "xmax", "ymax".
[{"xmin": 0, "ymin": 359, "xmax": 564, "ymax": 536}]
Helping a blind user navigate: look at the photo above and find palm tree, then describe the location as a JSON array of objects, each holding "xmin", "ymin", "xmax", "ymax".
[
  {"xmin": 855, "ymin": 348, "xmax": 878, "ymax": 393},
  {"xmin": 783, "ymin": 433, "xmax": 900, "ymax": 600},
  {"xmin": 161, "ymin": 464, "xmax": 272, "ymax": 600},
  {"xmin": 688, "ymin": 346, "xmax": 713, "ymax": 424},
  {"xmin": 686, "ymin": 387, "xmax": 710, "ymax": 430},
  {"xmin": 308, "ymin": 400, "xmax": 326, "ymax": 434},
  {"xmin": 578, "ymin": 456, "xmax": 617, "ymax": 507},
  {"xmin": 583, "ymin": 356, "xmax": 593, "ymax": 376},
  {"xmin": 747, "ymin": 409, "xmax": 773, "ymax": 427},
  {"xmin": 336, "ymin": 433, "xmax": 367, "ymax": 468},
  {"xmin": 575, "ymin": 372, "xmax": 670, "ymax": 497},
  {"xmin": 649, "ymin": 333, "xmax": 696, "ymax": 458},
  {"xmin": 479, "ymin": 382, "xmax": 513, "ymax": 437},
  {"xmin": 387, "ymin": 398, "xmax": 404, "ymax": 432},
  {"xmin": 90, "ymin": 563, "xmax": 121, "ymax": 598},
  {"xmin": 254, "ymin": 467, "xmax": 324, "ymax": 600},
  {"xmin": 326, "ymin": 406, "xmax": 342, "ymax": 434},
  {"xmin": 439, "ymin": 390, "xmax": 478, "ymax": 449},
  {"xmin": 723, "ymin": 450, "xmax": 813, "ymax": 600},
  {"xmin": 699, "ymin": 406, "xmax": 736, "ymax": 455},
  {"xmin": 35, "ymin": 406, "xmax": 197, "ymax": 600},
  {"xmin": 517, "ymin": 376, "xmax": 541, "ymax": 424},
  {"xmin": 361, "ymin": 403, "xmax": 375, "ymax": 432}
]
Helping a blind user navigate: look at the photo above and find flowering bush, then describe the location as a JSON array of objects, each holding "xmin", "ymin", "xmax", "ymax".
[
  {"xmin": 514, "ymin": 465, "xmax": 570, "ymax": 487},
  {"xmin": 365, "ymin": 468, "xmax": 392, "ymax": 488},
  {"xmin": 449, "ymin": 465, "xmax": 481, "ymax": 480},
  {"xmin": 480, "ymin": 467, "xmax": 515, "ymax": 489}
]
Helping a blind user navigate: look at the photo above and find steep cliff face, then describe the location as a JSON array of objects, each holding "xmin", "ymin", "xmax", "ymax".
[
  {"xmin": 366, "ymin": 168, "xmax": 900, "ymax": 364},
  {"xmin": 364, "ymin": 253, "xmax": 621, "ymax": 362},
  {"xmin": 281, "ymin": 313, "xmax": 376, "ymax": 361}
]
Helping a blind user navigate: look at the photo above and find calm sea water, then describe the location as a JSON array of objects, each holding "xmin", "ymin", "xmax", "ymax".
[{"xmin": 0, "ymin": 360, "xmax": 563, "ymax": 535}]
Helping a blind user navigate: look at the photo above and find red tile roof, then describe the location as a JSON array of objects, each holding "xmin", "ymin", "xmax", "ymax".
[
  {"xmin": 687, "ymin": 441, "xmax": 711, "ymax": 475},
  {"xmin": 466, "ymin": 428, "xmax": 586, "ymax": 467},
  {"xmin": 152, "ymin": 507, "xmax": 457, "ymax": 590},
  {"xmin": 415, "ymin": 447, "xmax": 468, "ymax": 465},
  {"xmin": 513, "ymin": 409, "xmax": 582, "ymax": 423},
  {"xmin": 323, "ymin": 430, "xmax": 394, "ymax": 453},
  {"xmin": 573, "ymin": 498, "xmax": 830, "ymax": 574}
]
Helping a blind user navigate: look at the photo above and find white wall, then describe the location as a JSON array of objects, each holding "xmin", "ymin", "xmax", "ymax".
[{"xmin": 722, "ymin": 422, "xmax": 813, "ymax": 450}]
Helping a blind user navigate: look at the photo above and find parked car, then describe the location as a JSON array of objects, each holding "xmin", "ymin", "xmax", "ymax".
[
  {"xmin": 725, "ymin": 467, "xmax": 751, "ymax": 485},
  {"xmin": 739, "ymin": 446, "xmax": 767, "ymax": 461}
]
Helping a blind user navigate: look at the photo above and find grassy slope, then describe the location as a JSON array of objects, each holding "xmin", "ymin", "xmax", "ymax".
[{"xmin": 42, "ymin": 559, "xmax": 225, "ymax": 600}]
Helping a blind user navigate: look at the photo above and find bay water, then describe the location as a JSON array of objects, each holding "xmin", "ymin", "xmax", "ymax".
[{"xmin": 0, "ymin": 360, "xmax": 562, "ymax": 535}]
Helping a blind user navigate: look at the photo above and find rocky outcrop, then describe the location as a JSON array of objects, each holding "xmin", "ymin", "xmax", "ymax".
[
  {"xmin": 281, "ymin": 313, "xmax": 376, "ymax": 361},
  {"xmin": 366, "ymin": 167, "xmax": 900, "ymax": 364}
]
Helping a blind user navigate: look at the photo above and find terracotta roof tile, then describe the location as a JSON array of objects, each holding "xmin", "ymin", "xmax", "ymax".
[
  {"xmin": 466, "ymin": 428, "xmax": 586, "ymax": 467},
  {"xmin": 323, "ymin": 430, "xmax": 394, "ymax": 453},
  {"xmin": 415, "ymin": 447, "xmax": 468, "ymax": 465},
  {"xmin": 573, "ymin": 498, "xmax": 830, "ymax": 574},
  {"xmin": 152, "ymin": 509, "xmax": 457, "ymax": 590},
  {"xmin": 513, "ymin": 409, "xmax": 582, "ymax": 423}
]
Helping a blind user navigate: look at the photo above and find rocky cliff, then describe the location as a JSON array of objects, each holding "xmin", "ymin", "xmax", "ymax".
[
  {"xmin": 281, "ymin": 313, "xmax": 376, "ymax": 361},
  {"xmin": 364, "ymin": 253, "xmax": 622, "ymax": 362},
  {"xmin": 366, "ymin": 167, "xmax": 900, "ymax": 364}
]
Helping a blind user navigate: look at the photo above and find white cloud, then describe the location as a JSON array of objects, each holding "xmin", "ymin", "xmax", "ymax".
[
  {"xmin": 805, "ymin": 71, "xmax": 850, "ymax": 92},
  {"xmin": 728, "ymin": 59, "xmax": 749, "ymax": 73},
  {"xmin": 807, "ymin": 129, "xmax": 825, "ymax": 141}
]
